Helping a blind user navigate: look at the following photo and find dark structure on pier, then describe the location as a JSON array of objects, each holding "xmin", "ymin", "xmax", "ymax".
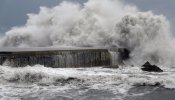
[{"xmin": 0, "ymin": 48, "xmax": 120, "ymax": 68}]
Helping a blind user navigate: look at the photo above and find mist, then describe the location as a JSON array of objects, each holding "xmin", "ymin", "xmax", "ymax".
[{"xmin": 0, "ymin": 0, "xmax": 175, "ymax": 66}]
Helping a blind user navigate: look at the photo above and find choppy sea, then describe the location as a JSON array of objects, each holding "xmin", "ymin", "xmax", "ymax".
[{"xmin": 0, "ymin": 65, "xmax": 175, "ymax": 100}]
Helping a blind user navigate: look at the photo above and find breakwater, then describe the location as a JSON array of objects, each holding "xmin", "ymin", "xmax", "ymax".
[{"xmin": 0, "ymin": 48, "xmax": 121, "ymax": 68}]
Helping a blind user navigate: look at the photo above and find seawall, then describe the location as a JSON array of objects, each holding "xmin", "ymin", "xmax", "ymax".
[{"xmin": 0, "ymin": 47, "xmax": 120, "ymax": 68}]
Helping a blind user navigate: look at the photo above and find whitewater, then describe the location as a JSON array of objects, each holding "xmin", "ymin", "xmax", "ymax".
[
  {"xmin": 0, "ymin": 0, "xmax": 175, "ymax": 100},
  {"xmin": 1, "ymin": 65, "xmax": 175, "ymax": 100},
  {"xmin": 1, "ymin": 0, "xmax": 175, "ymax": 66}
]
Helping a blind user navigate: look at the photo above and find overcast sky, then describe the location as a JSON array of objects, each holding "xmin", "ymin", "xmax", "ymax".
[{"xmin": 0, "ymin": 0, "xmax": 175, "ymax": 34}]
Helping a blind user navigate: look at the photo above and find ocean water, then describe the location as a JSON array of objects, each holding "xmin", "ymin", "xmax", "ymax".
[
  {"xmin": 0, "ymin": 0, "xmax": 175, "ymax": 99},
  {"xmin": 0, "ymin": 65, "xmax": 175, "ymax": 100}
]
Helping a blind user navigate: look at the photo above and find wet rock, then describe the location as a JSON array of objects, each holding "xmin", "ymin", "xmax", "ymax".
[
  {"xmin": 119, "ymin": 48, "xmax": 130, "ymax": 60},
  {"xmin": 141, "ymin": 61, "xmax": 163, "ymax": 72},
  {"xmin": 134, "ymin": 82, "xmax": 161, "ymax": 87}
]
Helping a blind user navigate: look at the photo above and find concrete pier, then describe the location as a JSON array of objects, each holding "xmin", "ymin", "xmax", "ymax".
[{"xmin": 0, "ymin": 47, "xmax": 120, "ymax": 68}]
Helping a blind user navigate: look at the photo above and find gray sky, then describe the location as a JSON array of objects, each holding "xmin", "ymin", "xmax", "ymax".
[
  {"xmin": 125, "ymin": 0, "xmax": 175, "ymax": 34},
  {"xmin": 0, "ymin": 0, "xmax": 175, "ymax": 34}
]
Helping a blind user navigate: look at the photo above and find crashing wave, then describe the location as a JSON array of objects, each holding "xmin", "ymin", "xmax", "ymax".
[{"xmin": 0, "ymin": 0, "xmax": 174, "ymax": 66}]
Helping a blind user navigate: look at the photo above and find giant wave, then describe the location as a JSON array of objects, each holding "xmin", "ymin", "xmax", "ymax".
[{"xmin": 0, "ymin": 0, "xmax": 175, "ymax": 66}]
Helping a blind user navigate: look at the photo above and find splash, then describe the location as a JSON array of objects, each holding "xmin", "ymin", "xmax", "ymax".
[{"xmin": 0, "ymin": 0, "xmax": 175, "ymax": 66}]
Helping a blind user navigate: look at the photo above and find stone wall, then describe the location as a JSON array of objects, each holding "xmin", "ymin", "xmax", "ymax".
[{"xmin": 0, "ymin": 49, "xmax": 118, "ymax": 68}]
